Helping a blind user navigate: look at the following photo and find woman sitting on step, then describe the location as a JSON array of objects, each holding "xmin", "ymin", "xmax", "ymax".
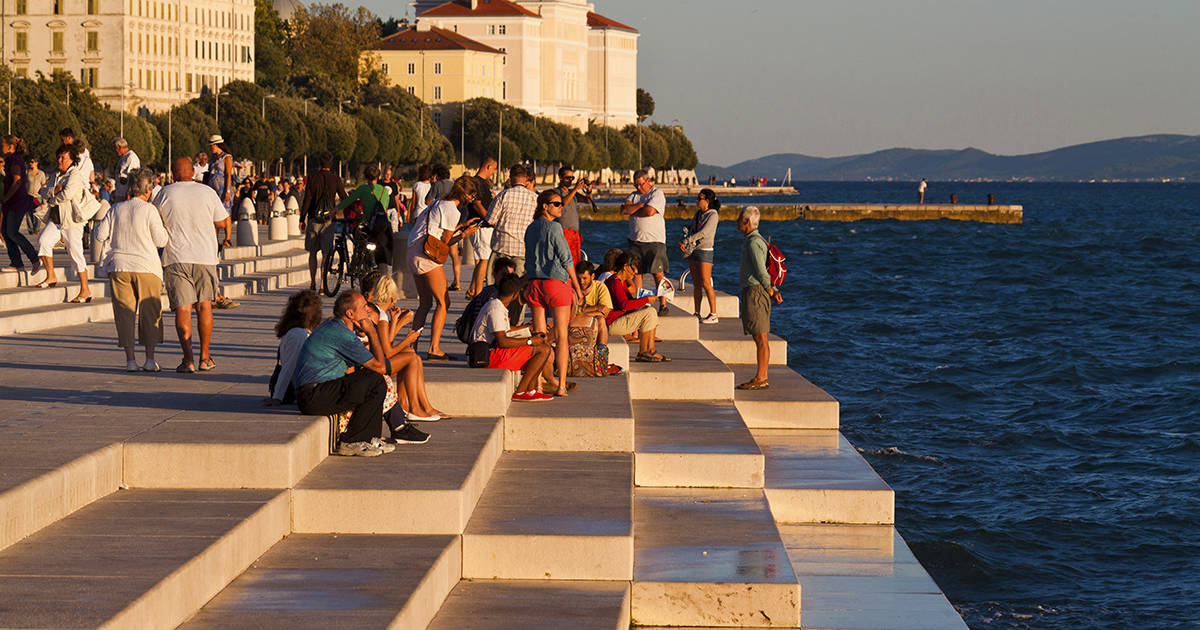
[
  {"xmin": 266, "ymin": 289, "xmax": 323, "ymax": 406},
  {"xmin": 361, "ymin": 272, "xmax": 446, "ymax": 424}
]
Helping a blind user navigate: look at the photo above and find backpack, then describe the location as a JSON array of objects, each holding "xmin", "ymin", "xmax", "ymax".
[
  {"xmin": 755, "ymin": 234, "xmax": 787, "ymax": 286},
  {"xmin": 455, "ymin": 290, "xmax": 494, "ymax": 343}
]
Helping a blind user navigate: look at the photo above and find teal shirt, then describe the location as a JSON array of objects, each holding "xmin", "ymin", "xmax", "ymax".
[
  {"xmin": 523, "ymin": 218, "xmax": 573, "ymax": 282},
  {"xmin": 294, "ymin": 319, "xmax": 374, "ymax": 387},
  {"xmin": 739, "ymin": 229, "xmax": 773, "ymax": 289}
]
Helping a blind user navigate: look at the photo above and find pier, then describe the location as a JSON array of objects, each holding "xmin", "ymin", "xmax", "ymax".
[
  {"xmin": 0, "ymin": 229, "xmax": 967, "ymax": 629},
  {"xmin": 592, "ymin": 203, "xmax": 1024, "ymax": 224}
]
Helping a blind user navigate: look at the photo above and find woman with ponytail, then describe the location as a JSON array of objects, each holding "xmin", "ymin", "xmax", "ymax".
[
  {"xmin": 679, "ymin": 188, "xmax": 721, "ymax": 323},
  {"xmin": 1, "ymin": 135, "xmax": 40, "ymax": 272}
]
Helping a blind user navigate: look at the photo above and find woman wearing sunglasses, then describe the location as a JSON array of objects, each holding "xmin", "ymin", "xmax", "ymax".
[
  {"xmin": 680, "ymin": 188, "xmax": 721, "ymax": 323},
  {"xmin": 523, "ymin": 190, "xmax": 584, "ymax": 396}
]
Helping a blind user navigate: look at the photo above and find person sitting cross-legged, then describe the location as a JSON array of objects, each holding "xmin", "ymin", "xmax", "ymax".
[
  {"xmin": 604, "ymin": 252, "xmax": 670, "ymax": 363},
  {"xmin": 470, "ymin": 276, "xmax": 557, "ymax": 402}
]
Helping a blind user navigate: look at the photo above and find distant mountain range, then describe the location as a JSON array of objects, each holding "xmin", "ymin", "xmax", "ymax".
[{"xmin": 696, "ymin": 134, "xmax": 1200, "ymax": 182}]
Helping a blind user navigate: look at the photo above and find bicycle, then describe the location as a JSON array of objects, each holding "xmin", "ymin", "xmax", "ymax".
[{"xmin": 321, "ymin": 215, "xmax": 377, "ymax": 298}]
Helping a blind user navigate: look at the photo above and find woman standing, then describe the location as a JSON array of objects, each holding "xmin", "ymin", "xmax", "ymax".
[
  {"xmin": 38, "ymin": 143, "xmax": 94, "ymax": 301},
  {"xmin": 205, "ymin": 135, "xmax": 235, "ymax": 214},
  {"xmin": 524, "ymin": 190, "xmax": 584, "ymax": 396},
  {"xmin": 406, "ymin": 177, "xmax": 480, "ymax": 361},
  {"xmin": 93, "ymin": 168, "xmax": 169, "ymax": 372},
  {"xmin": 680, "ymin": 188, "xmax": 721, "ymax": 323},
  {"xmin": 1, "ymin": 136, "xmax": 40, "ymax": 273}
]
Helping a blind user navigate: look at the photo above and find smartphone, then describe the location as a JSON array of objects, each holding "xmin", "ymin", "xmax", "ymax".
[{"xmin": 412, "ymin": 327, "xmax": 425, "ymax": 335}]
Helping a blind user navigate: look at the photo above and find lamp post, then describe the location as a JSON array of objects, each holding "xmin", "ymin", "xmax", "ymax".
[
  {"xmin": 460, "ymin": 101, "xmax": 466, "ymax": 166},
  {"xmin": 214, "ymin": 90, "xmax": 229, "ymax": 126},
  {"xmin": 6, "ymin": 80, "xmax": 11, "ymax": 135},
  {"xmin": 261, "ymin": 94, "xmax": 276, "ymax": 175},
  {"xmin": 303, "ymin": 97, "xmax": 317, "ymax": 174},
  {"xmin": 377, "ymin": 101, "xmax": 391, "ymax": 112},
  {"xmin": 120, "ymin": 81, "xmax": 134, "ymax": 137}
]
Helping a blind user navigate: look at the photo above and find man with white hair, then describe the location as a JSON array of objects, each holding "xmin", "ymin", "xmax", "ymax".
[
  {"xmin": 620, "ymin": 169, "xmax": 669, "ymax": 314},
  {"xmin": 113, "ymin": 137, "xmax": 140, "ymax": 201},
  {"xmin": 736, "ymin": 206, "xmax": 783, "ymax": 390}
]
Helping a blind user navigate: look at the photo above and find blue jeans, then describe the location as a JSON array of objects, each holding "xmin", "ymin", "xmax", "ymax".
[{"xmin": 1, "ymin": 210, "xmax": 38, "ymax": 268}]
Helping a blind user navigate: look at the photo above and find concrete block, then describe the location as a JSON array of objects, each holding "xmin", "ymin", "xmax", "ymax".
[
  {"xmin": 633, "ymin": 401, "xmax": 763, "ymax": 488},
  {"xmin": 122, "ymin": 416, "xmax": 327, "ymax": 489},
  {"xmin": 424, "ymin": 366, "xmax": 513, "ymax": 417},
  {"xmin": 733, "ymin": 365, "xmax": 840, "ymax": 430},
  {"xmin": 286, "ymin": 213, "xmax": 301, "ymax": 236},
  {"xmin": 235, "ymin": 220, "xmax": 259, "ymax": 247},
  {"xmin": 633, "ymin": 488, "xmax": 801, "ymax": 628},
  {"xmin": 428, "ymin": 580, "xmax": 630, "ymax": 630},
  {"xmin": 755, "ymin": 430, "xmax": 894, "ymax": 525},
  {"xmin": 699, "ymin": 317, "xmax": 788, "ymax": 365},
  {"xmin": 180, "ymin": 535, "xmax": 461, "ymax": 630},
  {"xmin": 655, "ymin": 307, "xmax": 700, "ymax": 340},
  {"xmin": 670, "ymin": 288, "xmax": 740, "ymax": 318},
  {"xmin": 627, "ymin": 341, "xmax": 733, "ymax": 401},
  {"xmin": 505, "ymin": 375, "xmax": 634, "ymax": 452},
  {"xmin": 293, "ymin": 417, "xmax": 503, "ymax": 534},
  {"xmin": 463, "ymin": 452, "xmax": 633, "ymax": 580}
]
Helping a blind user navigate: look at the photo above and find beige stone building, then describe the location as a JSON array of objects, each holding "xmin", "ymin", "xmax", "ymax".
[
  {"xmin": 1, "ymin": 0, "xmax": 255, "ymax": 113},
  {"xmin": 392, "ymin": 0, "xmax": 637, "ymax": 131}
]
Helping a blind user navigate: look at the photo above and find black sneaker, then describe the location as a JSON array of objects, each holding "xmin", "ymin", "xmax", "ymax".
[
  {"xmin": 658, "ymin": 303, "xmax": 670, "ymax": 316},
  {"xmin": 390, "ymin": 423, "xmax": 430, "ymax": 444}
]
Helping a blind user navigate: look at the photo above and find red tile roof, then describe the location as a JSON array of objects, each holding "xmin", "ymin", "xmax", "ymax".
[
  {"xmin": 375, "ymin": 26, "xmax": 506, "ymax": 54},
  {"xmin": 587, "ymin": 11, "xmax": 637, "ymax": 33},
  {"xmin": 421, "ymin": 0, "xmax": 539, "ymax": 18}
]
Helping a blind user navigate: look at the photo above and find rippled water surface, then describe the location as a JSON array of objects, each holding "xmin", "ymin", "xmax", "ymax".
[{"xmin": 583, "ymin": 182, "xmax": 1200, "ymax": 630}]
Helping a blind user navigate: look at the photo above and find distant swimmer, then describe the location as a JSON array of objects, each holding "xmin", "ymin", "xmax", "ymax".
[{"xmin": 918, "ymin": 178, "xmax": 927, "ymax": 204}]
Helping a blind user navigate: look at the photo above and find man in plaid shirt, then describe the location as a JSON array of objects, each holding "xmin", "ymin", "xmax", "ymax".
[{"xmin": 486, "ymin": 164, "xmax": 539, "ymax": 283}]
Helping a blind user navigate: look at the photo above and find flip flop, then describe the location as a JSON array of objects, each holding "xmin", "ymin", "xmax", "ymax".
[
  {"xmin": 635, "ymin": 352, "xmax": 671, "ymax": 363},
  {"xmin": 34, "ymin": 281, "xmax": 57, "ymax": 289},
  {"xmin": 176, "ymin": 361, "xmax": 196, "ymax": 374},
  {"xmin": 68, "ymin": 296, "xmax": 92, "ymax": 303},
  {"xmin": 736, "ymin": 380, "xmax": 770, "ymax": 391}
]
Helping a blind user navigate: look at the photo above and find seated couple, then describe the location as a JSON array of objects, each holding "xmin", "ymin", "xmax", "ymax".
[
  {"xmin": 469, "ymin": 275, "xmax": 572, "ymax": 402},
  {"xmin": 598, "ymin": 253, "xmax": 670, "ymax": 363},
  {"xmin": 274, "ymin": 279, "xmax": 441, "ymax": 457}
]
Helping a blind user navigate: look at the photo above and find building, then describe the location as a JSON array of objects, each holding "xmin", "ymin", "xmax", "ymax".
[
  {"xmin": 370, "ymin": 25, "xmax": 505, "ymax": 123},
  {"xmin": 380, "ymin": 0, "xmax": 637, "ymax": 132},
  {"xmin": 1, "ymin": 0, "xmax": 255, "ymax": 113}
]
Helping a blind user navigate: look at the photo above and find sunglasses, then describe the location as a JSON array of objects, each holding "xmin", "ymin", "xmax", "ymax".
[{"xmin": 548, "ymin": 201, "xmax": 563, "ymax": 207}]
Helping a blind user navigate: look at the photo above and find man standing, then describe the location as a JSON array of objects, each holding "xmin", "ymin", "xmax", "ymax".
[
  {"xmin": 486, "ymin": 164, "xmax": 538, "ymax": 284},
  {"xmin": 193, "ymin": 153, "xmax": 209, "ymax": 182},
  {"xmin": 112, "ymin": 138, "xmax": 140, "ymax": 201},
  {"xmin": 466, "ymin": 157, "xmax": 498, "ymax": 298},
  {"xmin": 918, "ymin": 178, "xmax": 927, "ymax": 205},
  {"xmin": 735, "ymin": 206, "xmax": 783, "ymax": 391},
  {"xmin": 153, "ymin": 158, "xmax": 230, "ymax": 373},
  {"xmin": 300, "ymin": 151, "xmax": 346, "ymax": 292},
  {"xmin": 620, "ymin": 169, "xmax": 669, "ymax": 314},
  {"xmin": 554, "ymin": 166, "xmax": 590, "ymax": 265}
]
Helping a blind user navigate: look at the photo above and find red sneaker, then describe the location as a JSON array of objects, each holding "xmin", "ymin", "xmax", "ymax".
[{"xmin": 512, "ymin": 390, "xmax": 554, "ymax": 402}]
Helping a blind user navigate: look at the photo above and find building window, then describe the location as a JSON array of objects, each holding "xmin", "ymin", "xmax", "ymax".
[
  {"xmin": 433, "ymin": 86, "xmax": 442, "ymax": 100},
  {"xmin": 488, "ymin": 25, "xmax": 495, "ymax": 35},
  {"xmin": 16, "ymin": 0, "xmax": 26, "ymax": 15},
  {"xmin": 88, "ymin": 0, "xmax": 98, "ymax": 14},
  {"xmin": 433, "ymin": 110, "xmax": 442, "ymax": 126},
  {"xmin": 407, "ymin": 86, "xmax": 415, "ymax": 95},
  {"xmin": 51, "ymin": 67, "xmax": 64, "ymax": 76},
  {"xmin": 52, "ymin": 0, "xmax": 62, "ymax": 14},
  {"xmin": 433, "ymin": 62, "xmax": 442, "ymax": 75},
  {"xmin": 407, "ymin": 62, "xmax": 415, "ymax": 75},
  {"xmin": 81, "ymin": 68, "xmax": 98, "ymax": 87},
  {"xmin": 502, "ymin": 81, "xmax": 506, "ymax": 99},
  {"xmin": 186, "ymin": 73, "xmax": 192, "ymax": 91},
  {"xmin": 498, "ymin": 25, "xmax": 506, "ymax": 35},
  {"xmin": 15, "ymin": 67, "xmax": 28, "ymax": 78},
  {"xmin": 87, "ymin": 31, "xmax": 99, "ymax": 52},
  {"xmin": 15, "ymin": 32, "xmax": 27, "ymax": 53},
  {"xmin": 381, "ymin": 62, "xmax": 388, "ymax": 74},
  {"xmin": 51, "ymin": 31, "xmax": 64, "ymax": 53}
]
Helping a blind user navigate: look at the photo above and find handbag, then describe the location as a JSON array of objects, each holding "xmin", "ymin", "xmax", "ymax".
[
  {"xmin": 71, "ymin": 186, "xmax": 102, "ymax": 224},
  {"xmin": 422, "ymin": 232, "xmax": 449, "ymax": 264}
]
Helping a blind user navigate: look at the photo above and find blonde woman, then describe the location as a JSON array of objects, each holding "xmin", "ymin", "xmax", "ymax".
[{"xmin": 362, "ymin": 272, "xmax": 446, "ymax": 423}]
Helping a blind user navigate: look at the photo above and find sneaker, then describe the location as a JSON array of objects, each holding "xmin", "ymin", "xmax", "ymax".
[
  {"xmin": 606, "ymin": 364, "xmax": 624, "ymax": 376},
  {"xmin": 700, "ymin": 314, "xmax": 719, "ymax": 325},
  {"xmin": 390, "ymin": 423, "xmax": 430, "ymax": 444},
  {"xmin": 658, "ymin": 304, "xmax": 670, "ymax": 316},
  {"xmin": 214, "ymin": 296, "xmax": 241, "ymax": 309},
  {"xmin": 125, "ymin": 360, "xmax": 140, "ymax": 372},
  {"xmin": 141, "ymin": 359, "xmax": 161, "ymax": 372},
  {"xmin": 336, "ymin": 441, "xmax": 384, "ymax": 457},
  {"xmin": 512, "ymin": 390, "xmax": 554, "ymax": 402},
  {"xmin": 370, "ymin": 437, "xmax": 397, "ymax": 454}
]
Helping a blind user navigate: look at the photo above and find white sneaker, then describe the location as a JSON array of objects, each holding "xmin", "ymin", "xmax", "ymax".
[
  {"xmin": 336, "ymin": 441, "xmax": 383, "ymax": 457},
  {"xmin": 370, "ymin": 437, "xmax": 396, "ymax": 454},
  {"xmin": 125, "ymin": 360, "xmax": 140, "ymax": 372},
  {"xmin": 700, "ymin": 314, "xmax": 720, "ymax": 325},
  {"xmin": 141, "ymin": 359, "xmax": 161, "ymax": 372}
]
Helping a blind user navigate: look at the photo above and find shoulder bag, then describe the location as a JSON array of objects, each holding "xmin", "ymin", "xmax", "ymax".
[{"xmin": 421, "ymin": 201, "xmax": 450, "ymax": 264}]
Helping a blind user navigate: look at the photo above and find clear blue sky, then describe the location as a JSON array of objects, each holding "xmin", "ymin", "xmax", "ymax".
[{"xmin": 355, "ymin": 0, "xmax": 1200, "ymax": 165}]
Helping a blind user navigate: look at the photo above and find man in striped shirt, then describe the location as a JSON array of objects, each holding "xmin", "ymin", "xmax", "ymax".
[{"xmin": 485, "ymin": 164, "xmax": 538, "ymax": 284}]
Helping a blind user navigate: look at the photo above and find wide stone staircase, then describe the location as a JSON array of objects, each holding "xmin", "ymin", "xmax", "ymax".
[{"xmin": 0, "ymin": 246, "xmax": 967, "ymax": 628}]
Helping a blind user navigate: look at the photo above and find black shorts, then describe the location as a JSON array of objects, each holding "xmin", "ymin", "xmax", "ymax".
[{"xmin": 628, "ymin": 240, "xmax": 669, "ymax": 276}]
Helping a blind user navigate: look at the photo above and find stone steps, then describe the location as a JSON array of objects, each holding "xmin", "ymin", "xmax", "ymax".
[
  {"xmin": 627, "ymin": 340, "xmax": 734, "ymax": 400},
  {"xmin": 504, "ymin": 371, "xmax": 634, "ymax": 452},
  {"xmin": 755, "ymin": 430, "xmax": 894, "ymax": 525},
  {"xmin": 292, "ymin": 416, "xmax": 504, "ymax": 535},
  {"xmin": 179, "ymin": 534, "xmax": 461, "ymax": 630},
  {"xmin": 428, "ymin": 580, "xmax": 631, "ymax": 630},
  {"xmin": 698, "ymin": 315, "xmax": 788, "ymax": 365},
  {"xmin": 733, "ymin": 364, "xmax": 841, "ymax": 430},
  {"xmin": 633, "ymin": 400, "xmax": 763, "ymax": 488},
  {"xmin": 462, "ymin": 452, "xmax": 634, "ymax": 581},
  {"xmin": 669, "ymin": 287, "xmax": 741, "ymax": 318},
  {"xmin": 632, "ymin": 488, "xmax": 802, "ymax": 628},
  {"xmin": 0, "ymin": 489, "xmax": 289, "ymax": 630}
]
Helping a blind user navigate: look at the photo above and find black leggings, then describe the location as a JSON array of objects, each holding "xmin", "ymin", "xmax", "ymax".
[{"xmin": 297, "ymin": 369, "xmax": 386, "ymax": 444}]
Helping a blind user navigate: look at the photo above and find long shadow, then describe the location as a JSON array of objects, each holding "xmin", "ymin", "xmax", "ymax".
[
  {"xmin": 0, "ymin": 385, "xmax": 292, "ymax": 414},
  {"xmin": 0, "ymin": 362, "xmax": 270, "ymax": 383}
]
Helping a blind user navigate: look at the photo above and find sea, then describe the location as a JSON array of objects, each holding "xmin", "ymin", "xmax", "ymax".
[{"xmin": 582, "ymin": 182, "xmax": 1200, "ymax": 630}]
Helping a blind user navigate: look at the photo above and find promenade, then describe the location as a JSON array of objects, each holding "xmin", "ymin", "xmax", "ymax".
[{"xmin": 0, "ymin": 231, "xmax": 967, "ymax": 629}]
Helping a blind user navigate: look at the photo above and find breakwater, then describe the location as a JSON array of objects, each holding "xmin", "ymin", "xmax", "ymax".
[{"xmin": 589, "ymin": 203, "xmax": 1023, "ymax": 223}]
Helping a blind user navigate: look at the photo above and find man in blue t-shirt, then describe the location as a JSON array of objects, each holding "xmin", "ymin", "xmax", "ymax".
[{"xmin": 295, "ymin": 291, "xmax": 426, "ymax": 456}]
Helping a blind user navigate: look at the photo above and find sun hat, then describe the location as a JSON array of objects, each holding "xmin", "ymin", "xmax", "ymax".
[{"xmin": 208, "ymin": 134, "xmax": 225, "ymax": 145}]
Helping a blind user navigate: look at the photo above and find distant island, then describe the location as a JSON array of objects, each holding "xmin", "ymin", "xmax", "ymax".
[{"xmin": 696, "ymin": 134, "xmax": 1200, "ymax": 182}]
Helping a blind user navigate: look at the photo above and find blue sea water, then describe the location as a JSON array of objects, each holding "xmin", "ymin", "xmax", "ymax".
[{"xmin": 581, "ymin": 182, "xmax": 1200, "ymax": 630}]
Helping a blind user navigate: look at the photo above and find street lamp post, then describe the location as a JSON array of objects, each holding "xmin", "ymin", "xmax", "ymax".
[
  {"xmin": 214, "ymin": 90, "xmax": 229, "ymax": 126},
  {"xmin": 120, "ymin": 81, "xmax": 134, "ymax": 138},
  {"xmin": 303, "ymin": 97, "xmax": 317, "ymax": 174},
  {"xmin": 261, "ymin": 94, "xmax": 276, "ymax": 175},
  {"xmin": 338, "ymin": 99, "xmax": 351, "ymax": 115}
]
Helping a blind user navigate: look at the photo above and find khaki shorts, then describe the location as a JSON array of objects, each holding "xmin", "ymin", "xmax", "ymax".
[
  {"xmin": 740, "ymin": 284, "xmax": 772, "ymax": 335},
  {"xmin": 608, "ymin": 305, "xmax": 659, "ymax": 337},
  {"xmin": 164, "ymin": 263, "xmax": 218, "ymax": 310}
]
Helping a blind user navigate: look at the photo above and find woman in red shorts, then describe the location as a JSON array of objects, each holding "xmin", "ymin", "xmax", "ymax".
[{"xmin": 523, "ymin": 190, "xmax": 583, "ymax": 397}]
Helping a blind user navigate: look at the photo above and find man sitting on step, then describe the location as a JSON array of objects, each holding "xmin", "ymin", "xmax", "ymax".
[{"xmin": 469, "ymin": 276, "xmax": 557, "ymax": 402}]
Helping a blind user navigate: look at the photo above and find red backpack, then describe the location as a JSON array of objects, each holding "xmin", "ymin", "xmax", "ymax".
[{"xmin": 755, "ymin": 234, "xmax": 787, "ymax": 286}]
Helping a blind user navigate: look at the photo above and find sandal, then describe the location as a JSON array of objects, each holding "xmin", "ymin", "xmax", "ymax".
[
  {"xmin": 198, "ymin": 357, "xmax": 216, "ymax": 371},
  {"xmin": 176, "ymin": 361, "xmax": 196, "ymax": 374},
  {"xmin": 736, "ymin": 379, "xmax": 770, "ymax": 391},
  {"xmin": 68, "ymin": 296, "xmax": 92, "ymax": 303},
  {"xmin": 426, "ymin": 352, "xmax": 458, "ymax": 362},
  {"xmin": 635, "ymin": 352, "xmax": 671, "ymax": 363},
  {"xmin": 34, "ymin": 280, "xmax": 57, "ymax": 289}
]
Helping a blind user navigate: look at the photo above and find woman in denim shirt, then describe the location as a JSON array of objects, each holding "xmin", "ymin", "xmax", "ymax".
[{"xmin": 524, "ymin": 190, "xmax": 583, "ymax": 397}]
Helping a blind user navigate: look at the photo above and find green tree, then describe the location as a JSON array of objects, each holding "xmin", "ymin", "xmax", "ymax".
[
  {"xmin": 650, "ymin": 123, "xmax": 698, "ymax": 170},
  {"xmin": 622, "ymin": 124, "xmax": 667, "ymax": 170},
  {"xmin": 636, "ymin": 88, "xmax": 655, "ymax": 123},
  {"xmin": 254, "ymin": 0, "xmax": 290, "ymax": 88},
  {"xmin": 351, "ymin": 116, "xmax": 378, "ymax": 164},
  {"xmin": 287, "ymin": 3, "xmax": 380, "ymax": 102}
]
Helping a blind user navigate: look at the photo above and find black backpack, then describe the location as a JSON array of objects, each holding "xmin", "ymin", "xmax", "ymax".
[{"xmin": 455, "ymin": 289, "xmax": 494, "ymax": 343}]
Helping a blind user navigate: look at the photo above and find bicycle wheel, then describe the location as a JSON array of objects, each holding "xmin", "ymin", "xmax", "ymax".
[{"xmin": 322, "ymin": 239, "xmax": 346, "ymax": 297}]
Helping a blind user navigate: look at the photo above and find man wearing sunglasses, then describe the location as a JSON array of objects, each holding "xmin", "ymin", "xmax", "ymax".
[
  {"xmin": 620, "ymin": 169, "xmax": 669, "ymax": 315},
  {"xmin": 554, "ymin": 166, "xmax": 590, "ymax": 264}
]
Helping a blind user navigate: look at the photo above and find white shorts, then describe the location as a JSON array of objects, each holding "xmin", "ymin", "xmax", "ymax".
[{"xmin": 468, "ymin": 226, "xmax": 493, "ymax": 261}]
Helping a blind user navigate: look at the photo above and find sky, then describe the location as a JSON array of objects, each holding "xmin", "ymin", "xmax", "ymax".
[{"xmin": 355, "ymin": 0, "xmax": 1200, "ymax": 165}]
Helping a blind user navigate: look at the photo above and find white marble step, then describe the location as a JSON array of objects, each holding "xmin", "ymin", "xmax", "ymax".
[
  {"xmin": 428, "ymin": 580, "xmax": 631, "ymax": 630},
  {"xmin": 755, "ymin": 430, "xmax": 894, "ymax": 525},
  {"xmin": 634, "ymin": 400, "xmax": 763, "ymax": 488}
]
